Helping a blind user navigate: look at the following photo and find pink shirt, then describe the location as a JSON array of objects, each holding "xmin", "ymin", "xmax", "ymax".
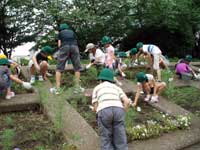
[
  {"xmin": 176, "ymin": 63, "xmax": 191, "ymax": 74},
  {"xmin": 105, "ymin": 45, "xmax": 115, "ymax": 68}
]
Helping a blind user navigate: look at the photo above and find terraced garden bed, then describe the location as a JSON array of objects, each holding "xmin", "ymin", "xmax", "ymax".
[
  {"xmin": 0, "ymin": 111, "xmax": 76, "ymax": 150},
  {"xmin": 163, "ymin": 85, "xmax": 200, "ymax": 117}
]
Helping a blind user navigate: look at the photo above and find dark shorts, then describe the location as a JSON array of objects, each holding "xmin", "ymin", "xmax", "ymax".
[
  {"xmin": 56, "ymin": 45, "xmax": 81, "ymax": 72},
  {"xmin": 150, "ymin": 87, "xmax": 154, "ymax": 94},
  {"xmin": 0, "ymin": 74, "xmax": 11, "ymax": 91}
]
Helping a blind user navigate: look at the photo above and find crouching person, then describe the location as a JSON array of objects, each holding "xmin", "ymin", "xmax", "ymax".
[
  {"xmin": 175, "ymin": 55, "xmax": 198, "ymax": 80},
  {"xmin": 29, "ymin": 45, "xmax": 53, "ymax": 84},
  {"xmin": 0, "ymin": 57, "xmax": 32, "ymax": 99},
  {"xmin": 92, "ymin": 68, "xmax": 130, "ymax": 150},
  {"xmin": 132, "ymin": 72, "xmax": 166, "ymax": 107}
]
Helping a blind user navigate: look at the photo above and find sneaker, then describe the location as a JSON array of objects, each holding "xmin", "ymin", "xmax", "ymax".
[
  {"xmin": 151, "ymin": 95, "xmax": 159, "ymax": 103},
  {"xmin": 144, "ymin": 95, "xmax": 151, "ymax": 102},
  {"xmin": 30, "ymin": 76, "xmax": 35, "ymax": 84},
  {"xmin": 38, "ymin": 75, "xmax": 44, "ymax": 81},
  {"xmin": 5, "ymin": 92, "xmax": 15, "ymax": 100},
  {"xmin": 50, "ymin": 87, "xmax": 62, "ymax": 95}
]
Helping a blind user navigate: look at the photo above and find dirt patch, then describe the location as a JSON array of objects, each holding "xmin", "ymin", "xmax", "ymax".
[{"xmin": 0, "ymin": 111, "xmax": 76, "ymax": 150}]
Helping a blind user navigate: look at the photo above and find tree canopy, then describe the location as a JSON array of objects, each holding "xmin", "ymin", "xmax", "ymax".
[{"xmin": 1, "ymin": 0, "xmax": 200, "ymax": 57}]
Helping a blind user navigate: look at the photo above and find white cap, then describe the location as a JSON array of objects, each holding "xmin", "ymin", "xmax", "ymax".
[{"xmin": 85, "ymin": 43, "xmax": 95, "ymax": 52}]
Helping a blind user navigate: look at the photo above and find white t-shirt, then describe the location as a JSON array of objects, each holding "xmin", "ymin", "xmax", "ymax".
[
  {"xmin": 89, "ymin": 48, "xmax": 105, "ymax": 64},
  {"xmin": 142, "ymin": 45, "xmax": 161, "ymax": 54},
  {"xmin": 95, "ymin": 48, "xmax": 105, "ymax": 64}
]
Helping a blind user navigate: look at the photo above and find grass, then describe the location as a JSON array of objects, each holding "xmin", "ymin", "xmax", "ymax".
[{"xmin": 0, "ymin": 111, "xmax": 76, "ymax": 150}]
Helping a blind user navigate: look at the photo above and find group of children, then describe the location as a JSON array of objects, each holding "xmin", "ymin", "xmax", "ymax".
[{"xmin": 1, "ymin": 23, "xmax": 200, "ymax": 150}]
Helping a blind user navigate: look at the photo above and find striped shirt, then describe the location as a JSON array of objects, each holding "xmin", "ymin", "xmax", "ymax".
[
  {"xmin": 92, "ymin": 81, "xmax": 126, "ymax": 112},
  {"xmin": 142, "ymin": 45, "xmax": 161, "ymax": 54}
]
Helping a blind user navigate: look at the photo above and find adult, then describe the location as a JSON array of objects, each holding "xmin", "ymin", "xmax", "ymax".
[
  {"xmin": 136, "ymin": 42, "xmax": 163, "ymax": 81},
  {"xmin": 53, "ymin": 23, "xmax": 83, "ymax": 94},
  {"xmin": 85, "ymin": 43, "xmax": 105, "ymax": 69},
  {"xmin": 29, "ymin": 46, "xmax": 53, "ymax": 84},
  {"xmin": 132, "ymin": 72, "xmax": 166, "ymax": 106},
  {"xmin": 92, "ymin": 68, "xmax": 130, "ymax": 150}
]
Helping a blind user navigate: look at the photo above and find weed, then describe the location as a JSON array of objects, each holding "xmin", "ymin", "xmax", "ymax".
[{"xmin": 2, "ymin": 129, "xmax": 15, "ymax": 150}]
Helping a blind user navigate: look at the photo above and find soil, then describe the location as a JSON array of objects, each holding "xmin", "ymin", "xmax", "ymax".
[
  {"xmin": 0, "ymin": 111, "xmax": 75, "ymax": 150},
  {"xmin": 163, "ymin": 86, "xmax": 200, "ymax": 117}
]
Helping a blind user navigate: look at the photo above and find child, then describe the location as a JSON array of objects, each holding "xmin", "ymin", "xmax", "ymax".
[
  {"xmin": 0, "ymin": 57, "xmax": 32, "ymax": 99},
  {"xmin": 175, "ymin": 55, "xmax": 198, "ymax": 80},
  {"xmin": 29, "ymin": 45, "xmax": 53, "ymax": 84},
  {"xmin": 92, "ymin": 68, "xmax": 130, "ymax": 150},
  {"xmin": 101, "ymin": 36, "xmax": 123, "ymax": 85},
  {"xmin": 0, "ymin": 54, "xmax": 21, "ymax": 77},
  {"xmin": 132, "ymin": 72, "xmax": 166, "ymax": 107},
  {"xmin": 136, "ymin": 42, "xmax": 163, "ymax": 81}
]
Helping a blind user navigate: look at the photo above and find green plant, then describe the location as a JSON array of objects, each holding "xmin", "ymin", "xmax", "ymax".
[
  {"xmin": 36, "ymin": 145, "xmax": 45, "ymax": 150},
  {"xmin": 125, "ymin": 109, "xmax": 138, "ymax": 127},
  {"xmin": 2, "ymin": 129, "xmax": 15, "ymax": 150}
]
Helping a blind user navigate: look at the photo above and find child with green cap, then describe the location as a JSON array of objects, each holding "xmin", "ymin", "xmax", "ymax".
[
  {"xmin": 132, "ymin": 72, "xmax": 166, "ymax": 106},
  {"xmin": 101, "ymin": 36, "xmax": 124, "ymax": 85},
  {"xmin": 29, "ymin": 45, "xmax": 53, "ymax": 84},
  {"xmin": 92, "ymin": 68, "xmax": 130, "ymax": 150},
  {"xmin": 136, "ymin": 42, "xmax": 164, "ymax": 81},
  {"xmin": 175, "ymin": 55, "xmax": 198, "ymax": 80},
  {"xmin": 0, "ymin": 57, "xmax": 32, "ymax": 99},
  {"xmin": 52, "ymin": 23, "xmax": 84, "ymax": 94}
]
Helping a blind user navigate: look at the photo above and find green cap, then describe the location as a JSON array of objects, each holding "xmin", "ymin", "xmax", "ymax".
[
  {"xmin": 136, "ymin": 42, "xmax": 143, "ymax": 50},
  {"xmin": 59, "ymin": 23, "xmax": 69, "ymax": 30},
  {"xmin": 136, "ymin": 72, "xmax": 147, "ymax": 82},
  {"xmin": 98, "ymin": 68, "xmax": 114, "ymax": 82},
  {"xmin": 130, "ymin": 48, "xmax": 138, "ymax": 55},
  {"xmin": 101, "ymin": 36, "xmax": 112, "ymax": 45},
  {"xmin": 185, "ymin": 55, "xmax": 192, "ymax": 62},
  {"xmin": 41, "ymin": 46, "xmax": 53, "ymax": 54},
  {"xmin": 0, "ymin": 58, "xmax": 9, "ymax": 65}
]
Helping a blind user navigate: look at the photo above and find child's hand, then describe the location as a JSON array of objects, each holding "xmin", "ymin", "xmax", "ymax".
[
  {"xmin": 131, "ymin": 102, "xmax": 137, "ymax": 107},
  {"xmin": 22, "ymin": 82, "xmax": 32, "ymax": 90}
]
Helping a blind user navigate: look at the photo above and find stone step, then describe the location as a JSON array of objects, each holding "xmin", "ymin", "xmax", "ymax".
[{"xmin": 0, "ymin": 93, "xmax": 39, "ymax": 113}]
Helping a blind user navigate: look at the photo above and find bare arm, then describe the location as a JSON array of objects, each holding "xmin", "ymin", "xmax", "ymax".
[
  {"xmin": 32, "ymin": 55, "xmax": 40, "ymax": 70},
  {"xmin": 132, "ymin": 85, "xmax": 142, "ymax": 107},
  {"xmin": 92, "ymin": 102, "xmax": 98, "ymax": 112},
  {"xmin": 10, "ymin": 74, "xmax": 23, "ymax": 84},
  {"xmin": 58, "ymin": 40, "xmax": 61, "ymax": 48},
  {"xmin": 121, "ymin": 95, "xmax": 130, "ymax": 111}
]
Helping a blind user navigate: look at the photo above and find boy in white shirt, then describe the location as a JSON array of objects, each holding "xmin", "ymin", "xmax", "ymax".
[{"xmin": 136, "ymin": 42, "xmax": 163, "ymax": 81}]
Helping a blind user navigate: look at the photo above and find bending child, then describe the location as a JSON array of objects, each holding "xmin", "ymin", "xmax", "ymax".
[
  {"xmin": 0, "ymin": 57, "xmax": 32, "ymax": 99},
  {"xmin": 132, "ymin": 72, "xmax": 166, "ymax": 107}
]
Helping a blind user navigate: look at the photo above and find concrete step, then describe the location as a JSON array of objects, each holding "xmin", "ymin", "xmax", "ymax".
[{"xmin": 0, "ymin": 93, "xmax": 39, "ymax": 113}]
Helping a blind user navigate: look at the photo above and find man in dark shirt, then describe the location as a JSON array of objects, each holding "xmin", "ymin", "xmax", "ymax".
[{"xmin": 52, "ymin": 23, "xmax": 83, "ymax": 94}]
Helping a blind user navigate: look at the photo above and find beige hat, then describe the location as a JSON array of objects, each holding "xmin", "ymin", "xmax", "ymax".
[{"xmin": 85, "ymin": 43, "xmax": 95, "ymax": 52}]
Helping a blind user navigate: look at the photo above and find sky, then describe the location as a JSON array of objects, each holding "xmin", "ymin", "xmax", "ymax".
[{"xmin": 12, "ymin": 42, "xmax": 35, "ymax": 57}]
